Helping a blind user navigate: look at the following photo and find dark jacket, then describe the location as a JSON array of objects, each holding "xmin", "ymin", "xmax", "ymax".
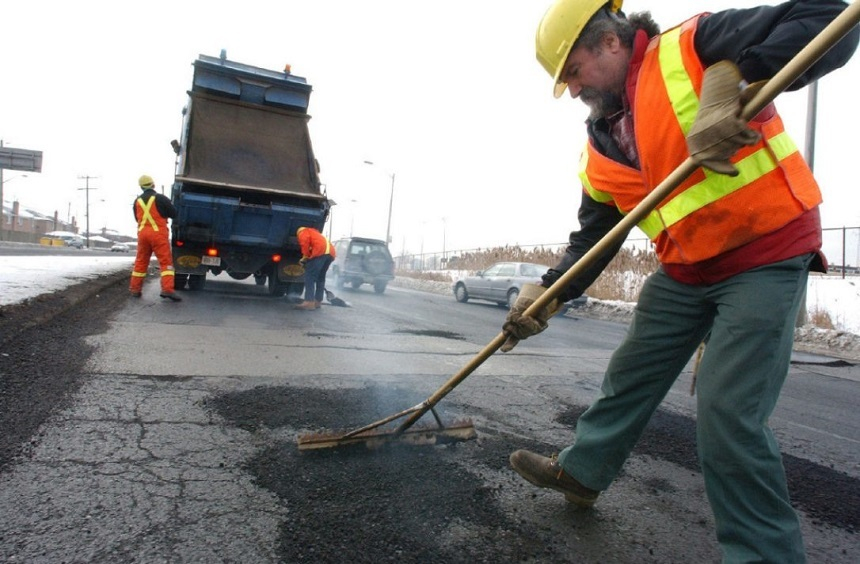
[{"xmin": 545, "ymin": 0, "xmax": 859, "ymax": 300}]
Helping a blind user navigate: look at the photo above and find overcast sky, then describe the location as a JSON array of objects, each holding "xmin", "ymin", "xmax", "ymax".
[{"xmin": 2, "ymin": 0, "xmax": 857, "ymax": 257}]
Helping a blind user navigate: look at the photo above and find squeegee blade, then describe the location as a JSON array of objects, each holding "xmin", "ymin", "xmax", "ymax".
[{"xmin": 297, "ymin": 421, "xmax": 476, "ymax": 451}]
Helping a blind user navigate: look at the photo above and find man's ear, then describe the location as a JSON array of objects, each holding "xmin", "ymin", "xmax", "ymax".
[{"xmin": 602, "ymin": 31, "xmax": 621, "ymax": 52}]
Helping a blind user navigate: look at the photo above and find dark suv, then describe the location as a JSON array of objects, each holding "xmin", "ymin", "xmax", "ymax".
[{"xmin": 331, "ymin": 237, "xmax": 395, "ymax": 294}]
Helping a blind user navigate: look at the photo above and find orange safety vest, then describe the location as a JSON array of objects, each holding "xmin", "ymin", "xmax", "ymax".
[
  {"xmin": 579, "ymin": 15, "xmax": 821, "ymax": 266},
  {"xmin": 135, "ymin": 195, "xmax": 169, "ymax": 233},
  {"xmin": 297, "ymin": 227, "xmax": 336, "ymax": 259}
]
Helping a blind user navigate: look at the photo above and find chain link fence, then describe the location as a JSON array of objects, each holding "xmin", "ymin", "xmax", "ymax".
[{"xmin": 821, "ymin": 226, "xmax": 860, "ymax": 277}]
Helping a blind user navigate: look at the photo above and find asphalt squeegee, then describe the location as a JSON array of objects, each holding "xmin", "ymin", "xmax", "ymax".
[{"xmin": 297, "ymin": 2, "xmax": 860, "ymax": 452}]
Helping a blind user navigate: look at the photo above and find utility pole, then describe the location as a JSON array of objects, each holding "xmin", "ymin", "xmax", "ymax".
[
  {"xmin": 78, "ymin": 175, "xmax": 99, "ymax": 249},
  {"xmin": 795, "ymin": 81, "xmax": 819, "ymax": 327},
  {"xmin": 0, "ymin": 139, "xmax": 5, "ymax": 241}
]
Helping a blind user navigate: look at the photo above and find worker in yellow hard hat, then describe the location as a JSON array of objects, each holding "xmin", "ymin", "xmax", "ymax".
[
  {"xmin": 503, "ymin": 1, "xmax": 859, "ymax": 562},
  {"xmin": 129, "ymin": 175, "xmax": 181, "ymax": 301}
]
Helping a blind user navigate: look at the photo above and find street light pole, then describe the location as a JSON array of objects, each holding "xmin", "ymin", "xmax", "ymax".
[
  {"xmin": 385, "ymin": 172, "xmax": 395, "ymax": 245},
  {"xmin": 363, "ymin": 160, "xmax": 396, "ymax": 244},
  {"xmin": 0, "ymin": 139, "xmax": 5, "ymax": 241},
  {"xmin": 0, "ymin": 171, "xmax": 28, "ymax": 241}
]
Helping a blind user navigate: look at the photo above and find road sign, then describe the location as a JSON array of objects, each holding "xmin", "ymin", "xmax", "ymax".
[{"xmin": 0, "ymin": 147, "xmax": 43, "ymax": 172}]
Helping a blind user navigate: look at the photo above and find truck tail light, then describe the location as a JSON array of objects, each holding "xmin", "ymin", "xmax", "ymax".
[
  {"xmin": 206, "ymin": 248, "xmax": 219, "ymax": 257},
  {"xmin": 272, "ymin": 254, "xmax": 282, "ymax": 263}
]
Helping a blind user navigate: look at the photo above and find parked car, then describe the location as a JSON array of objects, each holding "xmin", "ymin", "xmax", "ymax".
[
  {"xmin": 331, "ymin": 237, "xmax": 395, "ymax": 294},
  {"xmin": 453, "ymin": 261, "xmax": 589, "ymax": 311},
  {"xmin": 110, "ymin": 243, "xmax": 130, "ymax": 252},
  {"xmin": 64, "ymin": 236, "xmax": 85, "ymax": 249}
]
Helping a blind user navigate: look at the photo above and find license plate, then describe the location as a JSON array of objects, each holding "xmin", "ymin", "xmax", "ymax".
[{"xmin": 201, "ymin": 256, "xmax": 221, "ymax": 266}]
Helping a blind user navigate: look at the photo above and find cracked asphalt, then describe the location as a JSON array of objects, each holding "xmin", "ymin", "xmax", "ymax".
[{"xmin": 0, "ymin": 272, "xmax": 857, "ymax": 563}]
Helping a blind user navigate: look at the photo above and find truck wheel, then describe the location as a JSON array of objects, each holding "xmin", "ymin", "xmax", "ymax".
[
  {"xmin": 254, "ymin": 274, "xmax": 266, "ymax": 286},
  {"xmin": 350, "ymin": 280, "xmax": 363, "ymax": 290},
  {"xmin": 188, "ymin": 274, "xmax": 206, "ymax": 291},
  {"xmin": 373, "ymin": 281, "xmax": 387, "ymax": 294},
  {"xmin": 267, "ymin": 272, "xmax": 285, "ymax": 297},
  {"xmin": 175, "ymin": 273, "xmax": 188, "ymax": 290}
]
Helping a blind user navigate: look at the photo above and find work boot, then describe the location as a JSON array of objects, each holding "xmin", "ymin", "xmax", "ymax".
[
  {"xmin": 509, "ymin": 450, "xmax": 599, "ymax": 508},
  {"xmin": 314, "ymin": 301, "xmax": 322, "ymax": 309},
  {"xmin": 295, "ymin": 300, "xmax": 317, "ymax": 310},
  {"xmin": 131, "ymin": 292, "xmax": 142, "ymax": 298},
  {"xmin": 160, "ymin": 292, "xmax": 182, "ymax": 302}
]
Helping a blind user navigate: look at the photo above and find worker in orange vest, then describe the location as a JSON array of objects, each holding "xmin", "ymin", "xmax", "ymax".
[
  {"xmin": 296, "ymin": 226, "xmax": 336, "ymax": 310},
  {"xmin": 129, "ymin": 175, "xmax": 181, "ymax": 301},
  {"xmin": 501, "ymin": 1, "xmax": 858, "ymax": 562}
]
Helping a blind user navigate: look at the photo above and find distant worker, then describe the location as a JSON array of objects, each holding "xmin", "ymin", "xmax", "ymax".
[
  {"xmin": 296, "ymin": 226, "xmax": 336, "ymax": 310},
  {"xmin": 130, "ymin": 175, "xmax": 181, "ymax": 302}
]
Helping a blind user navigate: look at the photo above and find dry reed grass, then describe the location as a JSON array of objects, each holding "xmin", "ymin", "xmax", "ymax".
[{"xmin": 397, "ymin": 244, "xmax": 658, "ymax": 302}]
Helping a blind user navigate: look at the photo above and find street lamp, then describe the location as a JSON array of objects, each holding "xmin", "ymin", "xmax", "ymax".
[
  {"xmin": 0, "ymin": 174, "xmax": 28, "ymax": 240},
  {"xmin": 363, "ymin": 160, "xmax": 395, "ymax": 244}
]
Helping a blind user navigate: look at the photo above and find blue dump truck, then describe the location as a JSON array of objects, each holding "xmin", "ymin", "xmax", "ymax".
[{"xmin": 169, "ymin": 52, "xmax": 331, "ymax": 297}]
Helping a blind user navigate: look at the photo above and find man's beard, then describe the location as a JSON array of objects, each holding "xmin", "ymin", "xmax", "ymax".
[{"xmin": 580, "ymin": 87, "xmax": 623, "ymax": 120}]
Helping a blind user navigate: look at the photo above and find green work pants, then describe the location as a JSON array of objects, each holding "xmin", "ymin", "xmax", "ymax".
[{"xmin": 558, "ymin": 254, "xmax": 811, "ymax": 563}]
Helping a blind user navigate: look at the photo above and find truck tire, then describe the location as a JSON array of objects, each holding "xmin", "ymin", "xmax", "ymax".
[
  {"xmin": 267, "ymin": 272, "xmax": 285, "ymax": 297},
  {"xmin": 373, "ymin": 281, "xmax": 387, "ymax": 294},
  {"xmin": 188, "ymin": 274, "xmax": 206, "ymax": 291},
  {"xmin": 175, "ymin": 273, "xmax": 188, "ymax": 291}
]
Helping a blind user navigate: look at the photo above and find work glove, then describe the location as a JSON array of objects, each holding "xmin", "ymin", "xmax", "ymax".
[
  {"xmin": 501, "ymin": 284, "xmax": 563, "ymax": 352},
  {"xmin": 299, "ymin": 257, "xmax": 308, "ymax": 265},
  {"xmin": 686, "ymin": 60, "xmax": 761, "ymax": 177}
]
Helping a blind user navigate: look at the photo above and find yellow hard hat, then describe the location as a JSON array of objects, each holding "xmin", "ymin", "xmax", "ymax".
[
  {"xmin": 536, "ymin": 0, "xmax": 623, "ymax": 98},
  {"xmin": 138, "ymin": 174, "xmax": 155, "ymax": 189}
]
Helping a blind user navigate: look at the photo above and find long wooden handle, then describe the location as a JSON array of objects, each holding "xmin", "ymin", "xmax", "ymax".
[{"xmin": 394, "ymin": 1, "xmax": 860, "ymax": 435}]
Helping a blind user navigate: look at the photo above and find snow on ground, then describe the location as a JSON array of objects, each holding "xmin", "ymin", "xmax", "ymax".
[
  {"xmin": 0, "ymin": 255, "xmax": 135, "ymax": 306},
  {"xmin": 805, "ymin": 275, "xmax": 860, "ymax": 334}
]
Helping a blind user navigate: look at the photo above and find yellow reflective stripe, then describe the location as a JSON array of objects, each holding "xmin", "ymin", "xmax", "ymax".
[
  {"xmin": 324, "ymin": 239, "xmax": 331, "ymax": 255},
  {"xmin": 640, "ymin": 133, "xmax": 800, "ymax": 237},
  {"xmin": 137, "ymin": 196, "xmax": 159, "ymax": 232},
  {"xmin": 160, "ymin": 270, "xmax": 175, "ymax": 277},
  {"xmin": 132, "ymin": 271, "xmax": 147, "ymax": 278},
  {"xmin": 768, "ymin": 131, "xmax": 798, "ymax": 161},
  {"xmin": 579, "ymin": 148, "xmax": 614, "ymax": 203},
  {"xmin": 658, "ymin": 27, "xmax": 699, "ymax": 135},
  {"xmin": 638, "ymin": 211, "xmax": 665, "ymax": 239}
]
